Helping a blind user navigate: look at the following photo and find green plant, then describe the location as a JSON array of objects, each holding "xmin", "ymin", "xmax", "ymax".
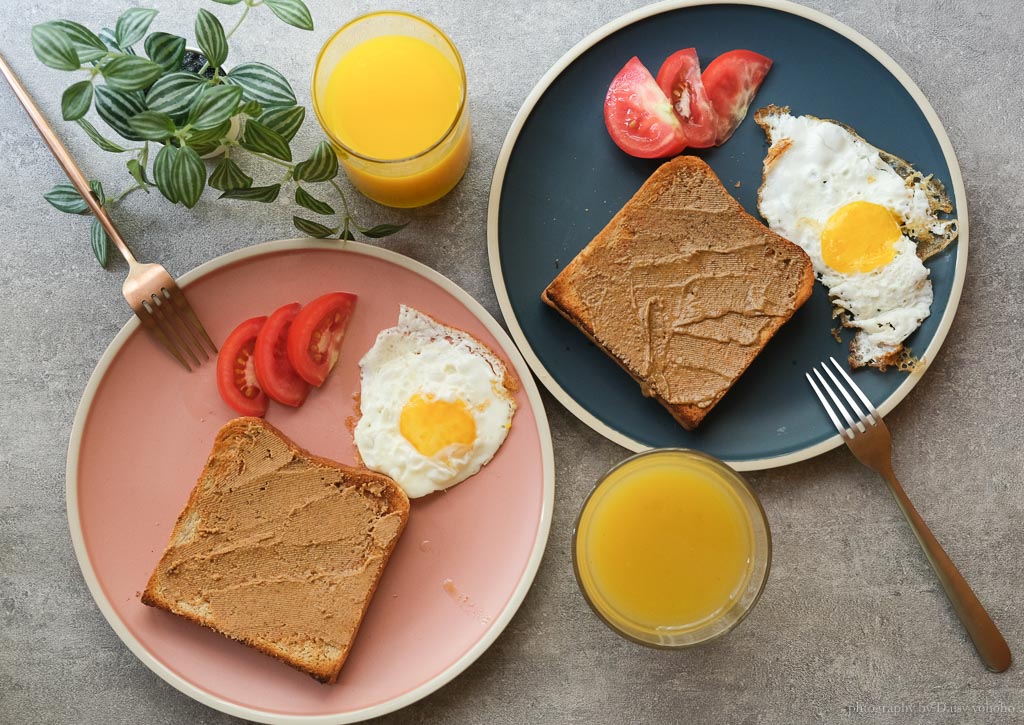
[{"xmin": 31, "ymin": 0, "xmax": 405, "ymax": 267}]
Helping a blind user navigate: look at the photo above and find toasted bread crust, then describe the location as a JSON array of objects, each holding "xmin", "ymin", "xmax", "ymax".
[
  {"xmin": 543, "ymin": 156, "xmax": 814, "ymax": 429},
  {"xmin": 142, "ymin": 417, "xmax": 409, "ymax": 684}
]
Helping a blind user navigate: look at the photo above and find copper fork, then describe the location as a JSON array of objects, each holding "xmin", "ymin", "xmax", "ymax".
[
  {"xmin": 0, "ymin": 52, "xmax": 215, "ymax": 370},
  {"xmin": 807, "ymin": 357, "xmax": 1011, "ymax": 672}
]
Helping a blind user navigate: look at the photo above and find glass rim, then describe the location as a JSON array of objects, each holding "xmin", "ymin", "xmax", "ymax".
[
  {"xmin": 311, "ymin": 10, "xmax": 468, "ymax": 165},
  {"xmin": 571, "ymin": 447, "xmax": 773, "ymax": 649}
]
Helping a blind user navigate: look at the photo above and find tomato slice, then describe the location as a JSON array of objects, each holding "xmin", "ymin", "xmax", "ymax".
[
  {"xmin": 654, "ymin": 49, "xmax": 718, "ymax": 149},
  {"xmin": 216, "ymin": 316, "xmax": 269, "ymax": 416},
  {"xmin": 254, "ymin": 303, "xmax": 311, "ymax": 407},
  {"xmin": 286, "ymin": 292, "xmax": 357, "ymax": 387},
  {"xmin": 701, "ymin": 49, "xmax": 773, "ymax": 145},
  {"xmin": 604, "ymin": 56, "xmax": 687, "ymax": 159}
]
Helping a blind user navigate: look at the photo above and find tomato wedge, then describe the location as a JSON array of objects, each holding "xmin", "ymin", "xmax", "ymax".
[
  {"xmin": 254, "ymin": 303, "xmax": 311, "ymax": 407},
  {"xmin": 604, "ymin": 56, "xmax": 687, "ymax": 158},
  {"xmin": 701, "ymin": 49, "xmax": 773, "ymax": 145},
  {"xmin": 286, "ymin": 292, "xmax": 357, "ymax": 387},
  {"xmin": 217, "ymin": 316, "xmax": 269, "ymax": 416},
  {"xmin": 655, "ymin": 49, "xmax": 718, "ymax": 148}
]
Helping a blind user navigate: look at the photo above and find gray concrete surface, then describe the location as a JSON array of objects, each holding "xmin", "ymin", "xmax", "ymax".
[{"xmin": 2, "ymin": 0, "xmax": 1023, "ymax": 723}]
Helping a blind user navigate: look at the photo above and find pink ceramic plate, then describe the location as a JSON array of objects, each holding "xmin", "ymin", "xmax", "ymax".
[{"xmin": 66, "ymin": 240, "xmax": 554, "ymax": 723}]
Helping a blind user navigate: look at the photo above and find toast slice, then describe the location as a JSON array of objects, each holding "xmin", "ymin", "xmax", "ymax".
[
  {"xmin": 142, "ymin": 417, "xmax": 410, "ymax": 684},
  {"xmin": 543, "ymin": 156, "xmax": 814, "ymax": 430}
]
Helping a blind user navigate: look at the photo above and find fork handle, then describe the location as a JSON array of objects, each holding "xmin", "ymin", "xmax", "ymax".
[
  {"xmin": 0, "ymin": 52, "xmax": 137, "ymax": 265},
  {"xmin": 881, "ymin": 468, "xmax": 1012, "ymax": 672}
]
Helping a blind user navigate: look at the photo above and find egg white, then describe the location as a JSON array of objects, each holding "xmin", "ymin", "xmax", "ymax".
[
  {"xmin": 758, "ymin": 110, "xmax": 942, "ymax": 366},
  {"xmin": 354, "ymin": 306, "xmax": 516, "ymax": 499}
]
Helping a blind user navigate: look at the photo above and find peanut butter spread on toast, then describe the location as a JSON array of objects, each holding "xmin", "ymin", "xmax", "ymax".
[
  {"xmin": 143, "ymin": 419, "xmax": 408, "ymax": 674},
  {"xmin": 543, "ymin": 157, "xmax": 814, "ymax": 428}
]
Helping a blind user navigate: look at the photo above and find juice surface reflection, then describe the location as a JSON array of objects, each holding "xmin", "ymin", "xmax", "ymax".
[
  {"xmin": 323, "ymin": 35, "xmax": 461, "ymax": 159},
  {"xmin": 578, "ymin": 456, "xmax": 754, "ymax": 632}
]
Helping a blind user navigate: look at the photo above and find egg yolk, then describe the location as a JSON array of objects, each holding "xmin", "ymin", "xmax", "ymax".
[
  {"xmin": 399, "ymin": 393, "xmax": 476, "ymax": 457},
  {"xmin": 821, "ymin": 201, "xmax": 902, "ymax": 274}
]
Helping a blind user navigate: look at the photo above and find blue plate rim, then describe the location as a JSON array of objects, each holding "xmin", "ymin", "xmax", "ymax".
[{"xmin": 485, "ymin": 0, "xmax": 969, "ymax": 471}]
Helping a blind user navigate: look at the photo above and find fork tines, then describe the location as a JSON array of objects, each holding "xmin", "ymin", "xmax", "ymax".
[
  {"xmin": 806, "ymin": 357, "xmax": 881, "ymax": 439},
  {"xmin": 140, "ymin": 285, "xmax": 217, "ymax": 371}
]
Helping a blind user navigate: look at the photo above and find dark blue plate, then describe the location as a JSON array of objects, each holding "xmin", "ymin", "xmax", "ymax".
[{"xmin": 487, "ymin": 0, "xmax": 966, "ymax": 469}]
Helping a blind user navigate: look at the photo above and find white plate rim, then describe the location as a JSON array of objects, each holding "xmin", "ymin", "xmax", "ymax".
[
  {"xmin": 65, "ymin": 238, "xmax": 556, "ymax": 724},
  {"xmin": 485, "ymin": 0, "xmax": 969, "ymax": 470}
]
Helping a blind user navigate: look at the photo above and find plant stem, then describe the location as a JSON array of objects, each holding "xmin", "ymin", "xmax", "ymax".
[
  {"xmin": 225, "ymin": 142, "xmax": 364, "ymax": 237},
  {"xmin": 234, "ymin": 145, "xmax": 294, "ymax": 169},
  {"xmin": 329, "ymin": 179, "xmax": 354, "ymax": 221},
  {"xmin": 226, "ymin": 2, "xmax": 252, "ymax": 41},
  {"xmin": 109, "ymin": 183, "xmax": 146, "ymax": 205}
]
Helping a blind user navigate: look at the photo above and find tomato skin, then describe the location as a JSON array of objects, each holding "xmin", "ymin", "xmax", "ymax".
[
  {"xmin": 654, "ymin": 48, "xmax": 718, "ymax": 148},
  {"xmin": 702, "ymin": 50, "xmax": 773, "ymax": 145},
  {"xmin": 286, "ymin": 292, "xmax": 357, "ymax": 387},
  {"xmin": 254, "ymin": 303, "xmax": 311, "ymax": 407},
  {"xmin": 604, "ymin": 56, "xmax": 687, "ymax": 159},
  {"xmin": 217, "ymin": 316, "xmax": 269, "ymax": 417}
]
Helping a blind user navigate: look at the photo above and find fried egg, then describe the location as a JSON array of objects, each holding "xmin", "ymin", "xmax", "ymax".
[
  {"xmin": 756, "ymin": 106, "xmax": 957, "ymax": 368},
  {"xmin": 354, "ymin": 306, "xmax": 516, "ymax": 498}
]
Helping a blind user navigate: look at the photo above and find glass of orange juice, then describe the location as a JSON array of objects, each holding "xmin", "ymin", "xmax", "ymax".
[
  {"xmin": 312, "ymin": 11, "xmax": 471, "ymax": 208},
  {"xmin": 573, "ymin": 449, "xmax": 771, "ymax": 647}
]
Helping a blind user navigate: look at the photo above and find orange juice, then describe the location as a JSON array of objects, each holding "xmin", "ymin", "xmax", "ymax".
[
  {"xmin": 313, "ymin": 13, "xmax": 471, "ymax": 208},
  {"xmin": 574, "ymin": 450, "xmax": 771, "ymax": 646},
  {"xmin": 323, "ymin": 35, "xmax": 460, "ymax": 159}
]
